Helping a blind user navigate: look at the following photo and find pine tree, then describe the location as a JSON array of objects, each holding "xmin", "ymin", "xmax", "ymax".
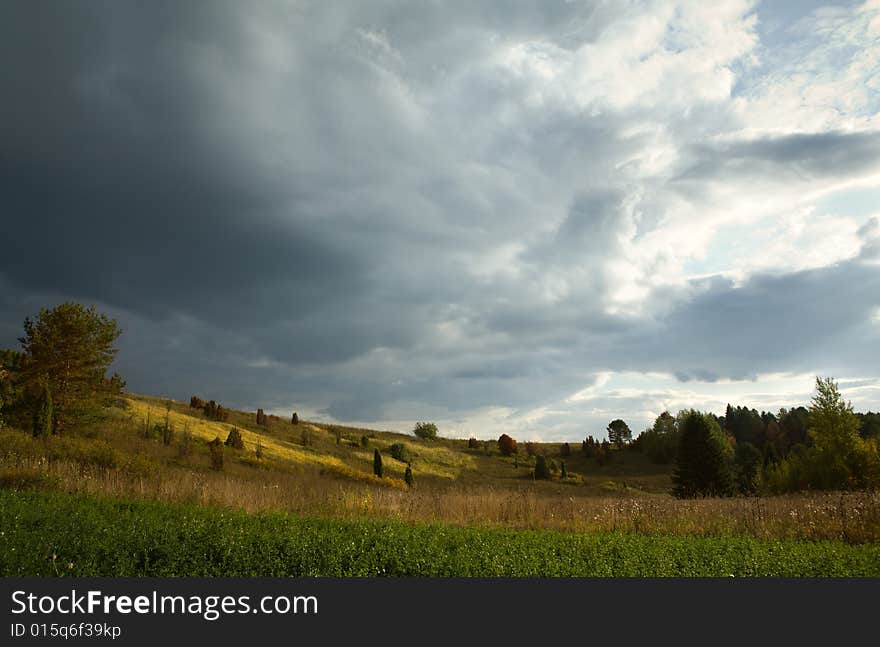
[
  {"xmin": 32, "ymin": 383, "xmax": 53, "ymax": 437},
  {"xmin": 19, "ymin": 302, "xmax": 124, "ymax": 434},
  {"xmin": 373, "ymin": 448, "xmax": 383, "ymax": 478},
  {"xmin": 672, "ymin": 410, "xmax": 734, "ymax": 498},
  {"xmin": 291, "ymin": 412, "xmax": 299, "ymax": 425},
  {"xmin": 404, "ymin": 463, "xmax": 413, "ymax": 488}
]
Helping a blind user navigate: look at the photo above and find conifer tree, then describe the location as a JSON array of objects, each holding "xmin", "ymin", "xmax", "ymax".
[
  {"xmin": 373, "ymin": 448, "xmax": 383, "ymax": 478},
  {"xmin": 404, "ymin": 463, "xmax": 413, "ymax": 488},
  {"xmin": 672, "ymin": 410, "xmax": 734, "ymax": 498}
]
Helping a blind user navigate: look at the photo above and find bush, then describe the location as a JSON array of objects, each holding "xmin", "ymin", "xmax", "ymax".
[
  {"xmin": 560, "ymin": 442, "xmax": 571, "ymax": 457},
  {"xmin": 497, "ymin": 434, "xmax": 517, "ymax": 456},
  {"xmin": 413, "ymin": 422, "xmax": 438, "ymax": 440},
  {"xmin": 291, "ymin": 412, "xmax": 299, "ymax": 425},
  {"xmin": 468, "ymin": 437, "xmax": 479, "ymax": 449},
  {"xmin": 389, "ymin": 443, "xmax": 411, "ymax": 463},
  {"xmin": 534, "ymin": 455, "xmax": 550, "ymax": 479},
  {"xmin": 208, "ymin": 437, "xmax": 224, "ymax": 471},
  {"xmin": 361, "ymin": 435, "xmax": 369, "ymax": 448},
  {"xmin": 404, "ymin": 464, "xmax": 414, "ymax": 488}
]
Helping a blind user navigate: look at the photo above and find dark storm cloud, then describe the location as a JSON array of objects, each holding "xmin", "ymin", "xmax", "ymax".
[
  {"xmin": 2, "ymin": 1, "xmax": 879, "ymax": 430},
  {"xmin": 679, "ymin": 130, "xmax": 880, "ymax": 183}
]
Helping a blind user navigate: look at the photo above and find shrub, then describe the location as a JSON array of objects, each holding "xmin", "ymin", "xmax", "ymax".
[
  {"xmin": 291, "ymin": 412, "xmax": 299, "ymax": 425},
  {"xmin": 534, "ymin": 455, "xmax": 550, "ymax": 479},
  {"xmin": 560, "ymin": 461, "xmax": 567, "ymax": 479},
  {"xmin": 208, "ymin": 437, "xmax": 224, "ymax": 471},
  {"xmin": 413, "ymin": 422, "xmax": 438, "ymax": 440},
  {"xmin": 468, "ymin": 437, "xmax": 479, "ymax": 449},
  {"xmin": 255, "ymin": 441, "xmax": 264, "ymax": 460},
  {"xmin": 404, "ymin": 464, "xmax": 414, "ymax": 488},
  {"xmin": 497, "ymin": 434, "xmax": 517, "ymax": 456},
  {"xmin": 560, "ymin": 442, "xmax": 571, "ymax": 457},
  {"xmin": 256, "ymin": 409, "xmax": 267, "ymax": 426},
  {"xmin": 225, "ymin": 428, "xmax": 245, "ymax": 450},
  {"xmin": 361, "ymin": 435, "xmax": 369, "ymax": 448},
  {"xmin": 389, "ymin": 443, "xmax": 411, "ymax": 463}
]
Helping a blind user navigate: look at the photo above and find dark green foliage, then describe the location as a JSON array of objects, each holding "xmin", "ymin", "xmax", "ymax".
[
  {"xmin": 560, "ymin": 442, "xmax": 571, "ymax": 457},
  {"xmin": 225, "ymin": 427, "xmax": 245, "ymax": 450},
  {"xmin": 534, "ymin": 455, "xmax": 550, "ymax": 479},
  {"xmin": 18, "ymin": 303, "xmax": 124, "ymax": 434},
  {"xmin": 389, "ymin": 443, "xmax": 411, "ymax": 463},
  {"xmin": 672, "ymin": 410, "xmax": 734, "ymax": 498},
  {"xmin": 291, "ymin": 412, "xmax": 299, "ymax": 425},
  {"xmin": 606, "ymin": 419, "xmax": 632, "ymax": 448},
  {"xmin": 32, "ymin": 383, "xmax": 53, "ymax": 438},
  {"xmin": 404, "ymin": 464, "xmax": 413, "ymax": 488},
  {"xmin": 413, "ymin": 421, "xmax": 438, "ymax": 440},
  {"xmin": 373, "ymin": 448, "xmax": 383, "ymax": 478},
  {"xmin": 734, "ymin": 441, "xmax": 761, "ymax": 495},
  {"xmin": 638, "ymin": 411, "xmax": 680, "ymax": 464},
  {"xmin": 582, "ymin": 436, "xmax": 598, "ymax": 458},
  {"xmin": 361, "ymin": 435, "xmax": 369, "ymax": 448},
  {"xmin": 723, "ymin": 405, "xmax": 765, "ymax": 448},
  {"xmin": 208, "ymin": 437, "xmax": 223, "ymax": 471},
  {"xmin": 857, "ymin": 411, "xmax": 880, "ymax": 440},
  {"xmin": 497, "ymin": 434, "xmax": 517, "ymax": 455},
  {"xmin": 468, "ymin": 437, "xmax": 479, "ymax": 449},
  {"xmin": 560, "ymin": 461, "xmax": 567, "ymax": 479},
  {"xmin": 256, "ymin": 409, "xmax": 267, "ymax": 426},
  {"xmin": 595, "ymin": 440, "xmax": 613, "ymax": 466}
]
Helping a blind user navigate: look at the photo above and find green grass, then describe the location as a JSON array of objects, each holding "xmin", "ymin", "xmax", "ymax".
[{"xmin": 3, "ymin": 489, "xmax": 879, "ymax": 577}]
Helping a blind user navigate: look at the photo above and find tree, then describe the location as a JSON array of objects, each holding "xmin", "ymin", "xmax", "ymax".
[
  {"xmin": 291, "ymin": 412, "xmax": 299, "ymax": 425},
  {"xmin": 404, "ymin": 464, "xmax": 414, "ymax": 488},
  {"xmin": 18, "ymin": 302, "xmax": 124, "ymax": 434},
  {"xmin": 806, "ymin": 376, "xmax": 875, "ymax": 489},
  {"xmin": 373, "ymin": 448, "xmax": 383, "ymax": 478},
  {"xmin": 32, "ymin": 382, "xmax": 53, "ymax": 438},
  {"xmin": 560, "ymin": 461, "xmax": 567, "ymax": 479},
  {"xmin": 638, "ymin": 411, "xmax": 681, "ymax": 464},
  {"xmin": 606, "ymin": 419, "xmax": 632, "ymax": 448},
  {"xmin": 256, "ymin": 409, "xmax": 266, "ymax": 426},
  {"xmin": 734, "ymin": 441, "xmax": 761, "ymax": 495},
  {"xmin": 534, "ymin": 454, "xmax": 550, "ymax": 479},
  {"xmin": 560, "ymin": 442, "xmax": 571, "ymax": 457},
  {"xmin": 672, "ymin": 410, "xmax": 734, "ymax": 498},
  {"xmin": 497, "ymin": 434, "xmax": 518, "ymax": 456},
  {"xmin": 413, "ymin": 421, "xmax": 438, "ymax": 440}
]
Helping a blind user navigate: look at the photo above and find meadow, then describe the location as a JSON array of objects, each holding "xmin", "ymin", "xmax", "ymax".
[
  {"xmin": 2, "ymin": 394, "xmax": 880, "ymax": 577},
  {"xmin": 3, "ymin": 489, "xmax": 879, "ymax": 577}
]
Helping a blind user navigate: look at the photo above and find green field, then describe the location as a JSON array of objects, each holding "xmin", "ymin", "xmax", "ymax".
[{"xmin": 3, "ymin": 489, "xmax": 879, "ymax": 577}]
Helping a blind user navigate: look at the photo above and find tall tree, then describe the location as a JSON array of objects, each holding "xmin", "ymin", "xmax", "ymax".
[
  {"xmin": 606, "ymin": 419, "xmax": 632, "ymax": 448},
  {"xmin": 18, "ymin": 302, "xmax": 124, "ymax": 434},
  {"xmin": 672, "ymin": 410, "xmax": 734, "ymax": 498}
]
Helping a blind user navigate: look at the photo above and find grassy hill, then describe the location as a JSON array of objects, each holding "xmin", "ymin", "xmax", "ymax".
[{"xmin": 2, "ymin": 393, "xmax": 879, "ymax": 545}]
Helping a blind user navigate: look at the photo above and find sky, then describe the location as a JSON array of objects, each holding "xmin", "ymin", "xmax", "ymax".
[{"xmin": 2, "ymin": 0, "xmax": 879, "ymax": 441}]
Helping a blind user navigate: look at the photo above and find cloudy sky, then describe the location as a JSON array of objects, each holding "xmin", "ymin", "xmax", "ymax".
[{"xmin": 2, "ymin": 0, "xmax": 880, "ymax": 441}]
